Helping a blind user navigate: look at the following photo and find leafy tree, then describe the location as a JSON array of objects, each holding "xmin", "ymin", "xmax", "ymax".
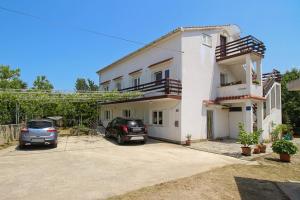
[
  {"xmin": 87, "ymin": 79, "xmax": 99, "ymax": 91},
  {"xmin": 75, "ymin": 78, "xmax": 89, "ymax": 91},
  {"xmin": 281, "ymin": 68, "xmax": 300, "ymax": 127},
  {"xmin": 0, "ymin": 65, "xmax": 27, "ymax": 89},
  {"xmin": 32, "ymin": 75, "xmax": 54, "ymax": 90},
  {"xmin": 75, "ymin": 78, "xmax": 99, "ymax": 92}
]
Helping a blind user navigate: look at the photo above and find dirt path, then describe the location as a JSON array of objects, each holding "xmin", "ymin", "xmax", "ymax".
[{"xmin": 109, "ymin": 150, "xmax": 300, "ymax": 200}]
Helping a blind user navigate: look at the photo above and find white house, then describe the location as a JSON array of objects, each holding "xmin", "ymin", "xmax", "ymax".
[{"xmin": 97, "ymin": 25, "xmax": 282, "ymax": 144}]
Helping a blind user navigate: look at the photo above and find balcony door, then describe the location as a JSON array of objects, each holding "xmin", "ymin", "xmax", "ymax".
[{"xmin": 220, "ymin": 35, "xmax": 227, "ymax": 57}]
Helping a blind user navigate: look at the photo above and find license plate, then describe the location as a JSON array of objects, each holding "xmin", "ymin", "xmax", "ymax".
[
  {"xmin": 130, "ymin": 136, "xmax": 144, "ymax": 141},
  {"xmin": 132, "ymin": 127, "xmax": 142, "ymax": 132},
  {"xmin": 31, "ymin": 138, "xmax": 45, "ymax": 143}
]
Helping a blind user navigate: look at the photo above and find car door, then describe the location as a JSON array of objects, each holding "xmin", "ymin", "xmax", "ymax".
[
  {"xmin": 110, "ymin": 119, "xmax": 119, "ymax": 138},
  {"xmin": 106, "ymin": 120, "xmax": 114, "ymax": 136},
  {"xmin": 113, "ymin": 118, "xmax": 122, "ymax": 137}
]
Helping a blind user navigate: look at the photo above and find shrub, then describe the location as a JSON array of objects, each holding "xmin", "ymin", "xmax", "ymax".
[
  {"xmin": 253, "ymin": 129, "xmax": 263, "ymax": 144},
  {"xmin": 271, "ymin": 124, "xmax": 293, "ymax": 141},
  {"xmin": 272, "ymin": 139, "xmax": 298, "ymax": 155},
  {"xmin": 238, "ymin": 123, "xmax": 254, "ymax": 147}
]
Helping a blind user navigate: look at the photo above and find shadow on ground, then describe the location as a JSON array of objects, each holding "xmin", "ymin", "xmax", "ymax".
[{"xmin": 234, "ymin": 176, "xmax": 300, "ymax": 200}]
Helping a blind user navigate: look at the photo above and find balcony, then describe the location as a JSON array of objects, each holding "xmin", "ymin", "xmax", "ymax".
[
  {"xmin": 218, "ymin": 83, "xmax": 248, "ymax": 97},
  {"xmin": 119, "ymin": 78, "xmax": 182, "ymax": 96},
  {"xmin": 216, "ymin": 35, "xmax": 266, "ymax": 62},
  {"xmin": 217, "ymin": 82, "xmax": 262, "ymax": 99}
]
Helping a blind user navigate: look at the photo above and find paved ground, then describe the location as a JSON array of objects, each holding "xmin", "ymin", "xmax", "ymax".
[
  {"xmin": 0, "ymin": 136, "xmax": 246, "ymax": 200},
  {"xmin": 189, "ymin": 139, "xmax": 273, "ymax": 160}
]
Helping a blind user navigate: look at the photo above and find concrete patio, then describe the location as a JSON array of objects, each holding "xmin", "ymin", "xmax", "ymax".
[{"xmin": 188, "ymin": 139, "xmax": 273, "ymax": 160}]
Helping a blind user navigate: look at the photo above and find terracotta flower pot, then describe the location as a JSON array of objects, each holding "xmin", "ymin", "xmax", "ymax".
[
  {"xmin": 253, "ymin": 147, "xmax": 260, "ymax": 154},
  {"xmin": 258, "ymin": 144, "xmax": 267, "ymax": 153},
  {"xmin": 186, "ymin": 140, "xmax": 191, "ymax": 146},
  {"xmin": 241, "ymin": 147, "xmax": 252, "ymax": 156},
  {"xmin": 279, "ymin": 153, "xmax": 291, "ymax": 162}
]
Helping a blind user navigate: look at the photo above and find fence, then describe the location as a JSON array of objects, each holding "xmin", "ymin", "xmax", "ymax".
[{"xmin": 0, "ymin": 124, "xmax": 22, "ymax": 145}]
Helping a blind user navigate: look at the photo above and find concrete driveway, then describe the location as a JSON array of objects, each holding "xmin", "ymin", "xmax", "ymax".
[{"xmin": 0, "ymin": 136, "xmax": 246, "ymax": 200}]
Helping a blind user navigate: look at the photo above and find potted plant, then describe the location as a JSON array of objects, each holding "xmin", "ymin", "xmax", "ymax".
[
  {"xmin": 272, "ymin": 139, "xmax": 298, "ymax": 162},
  {"xmin": 252, "ymin": 80, "xmax": 260, "ymax": 85},
  {"xmin": 238, "ymin": 123, "xmax": 254, "ymax": 156},
  {"xmin": 186, "ymin": 134, "xmax": 192, "ymax": 146},
  {"xmin": 257, "ymin": 142, "xmax": 267, "ymax": 153},
  {"xmin": 253, "ymin": 129, "xmax": 263, "ymax": 154}
]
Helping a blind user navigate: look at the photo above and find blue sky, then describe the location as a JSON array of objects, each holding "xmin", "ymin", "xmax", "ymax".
[{"xmin": 0, "ymin": 0, "xmax": 299, "ymax": 90}]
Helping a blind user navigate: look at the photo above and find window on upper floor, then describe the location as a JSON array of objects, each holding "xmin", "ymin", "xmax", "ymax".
[
  {"xmin": 115, "ymin": 81, "xmax": 122, "ymax": 90},
  {"xmin": 132, "ymin": 77, "xmax": 141, "ymax": 87},
  {"xmin": 220, "ymin": 73, "xmax": 228, "ymax": 86},
  {"xmin": 154, "ymin": 71, "xmax": 163, "ymax": 82},
  {"xmin": 165, "ymin": 69, "xmax": 170, "ymax": 79},
  {"xmin": 103, "ymin": 84, "xmax": 109, "ymax": 91},
  {"xmin": 202, "ymin": 34, "xmax": 212, "ymax": 47}
]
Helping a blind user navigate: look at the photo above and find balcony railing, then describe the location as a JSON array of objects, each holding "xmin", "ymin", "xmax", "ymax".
[
  {"xmin": 216, "ymin": 35, "xmax": 266, "ymax": 62},
  {"xmin": 263, "ymin": 70, "xmax": 282, "ymax": 96},
  {"xmin": 118, "ymin": 78, "xmax": 182, "ymax": 95}
]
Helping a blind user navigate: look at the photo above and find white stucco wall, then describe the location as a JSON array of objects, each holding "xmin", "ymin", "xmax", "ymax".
[
  {"xmin": 262, "ymin": 83, "xmax": 282, "ymax": 140},
  {"xmin": 98, "ymin": 33, "xmax": 182, "ymax": 90},
  {"xmin": 180, "ymin": 30, "xmax": 222, "ymax": 141}
]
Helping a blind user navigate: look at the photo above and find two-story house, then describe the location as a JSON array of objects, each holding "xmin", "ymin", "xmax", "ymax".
[{"xmin": 97, "ymin": 24, "xmax": 282, "ymax": 144}]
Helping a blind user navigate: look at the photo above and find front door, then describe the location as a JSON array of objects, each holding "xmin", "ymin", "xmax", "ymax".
[
  {"xmin": 207, "ymin": 110, "xmax": 214, "ymax": 140},
  {"xmin": 220, "ymin": 35, "xmax": 227, "ymax": 57}
]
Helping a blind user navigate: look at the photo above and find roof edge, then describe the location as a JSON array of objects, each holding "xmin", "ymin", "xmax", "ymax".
[{"xmin": 96, "ymin": 24, "xmax": 239, "ymax": 74}]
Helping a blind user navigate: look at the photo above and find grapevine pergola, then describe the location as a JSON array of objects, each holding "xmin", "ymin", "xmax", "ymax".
[{"xmin": 0, "ymin": 89, "xmax": 142, "ymax": 125}]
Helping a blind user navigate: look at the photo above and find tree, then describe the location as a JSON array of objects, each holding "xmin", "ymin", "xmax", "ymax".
[
  {"xmin": 0, "ymin": 65, "xmax": 27, "ymax": 89},
  {"xmin": 32, "ymin": 75, "xmax": 54, "ymax": 90},
  {"xmin": 87, "ymin": 79, "xmax": 99, "ymax": 91},
  {"xmin": 75, "ymin": 78, "xmax": 89, "ymax": 92},
  {"xmin": 75, "ymin": 78, "xmax": 98, "ymax": 92},
  {"xmin": 281, "ymin": 68, "xmax": 300, "ymax": 127}
]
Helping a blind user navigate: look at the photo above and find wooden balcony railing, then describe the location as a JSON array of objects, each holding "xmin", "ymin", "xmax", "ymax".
[
  {"xmin": 216, "ymin": 35, "xmax": 266, "ymax": 62},
  {"xmin": 118, "ymin": 78, "xmax": 182, "ymax": 95}
]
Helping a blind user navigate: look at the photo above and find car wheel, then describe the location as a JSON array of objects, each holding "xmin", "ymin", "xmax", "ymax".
[
  {"xmin": 51, "ymin": 143, "xmax": 57, "ymax": 148},
  {"xmin": 141, "ymin": 139, "xmax": 147, "ymax": 144},
  {"xmin": 19, "ymin": 143, "xmax": 25, "ymax": 149},
  {"xmin": 104, "ymin": 130, "xmax": 110, "ymax": 138},
  {"xmin": 117, "ymin": 135, "xmax": 123, "ymax": 145}
]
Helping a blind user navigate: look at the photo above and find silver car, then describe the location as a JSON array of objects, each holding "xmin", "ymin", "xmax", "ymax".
[{"xmin": 19, "ymin": 119, "xmax": 58, "ymax": 148}]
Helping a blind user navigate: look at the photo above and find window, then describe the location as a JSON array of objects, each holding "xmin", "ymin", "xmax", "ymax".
[
  {"xmin": 229, "ymin": 107, "xmax": 242, "ymax": 112},
  {"xmin": 276, "ymin": 85, "xmax": 281, "ymax": 109},
  {"xmin": 122, "ymin": 109, "xmax": 131, "ymax": 118},
  {"xmin": 220, "ymin": 73, "xmax": 228, "ymax": 86},
  {"xmin": 152, "ymin": 111, "xmax": 163, "ymax": 125},
  {"xmin": 103, "ymin": 84, "xmax": 109, "ymax": 91},
  {"xmin": 105, "ymin": 110, "xmax": 111, "ymax": 120},
  {"xmin": 154, "ymin": 71, "xmax": 162, "ymax": 81},
  {"xmin": 133, "ymin": 77, "xmax": 140, "ymax": 87},
  {"xmin": 115, "ymin": 81, "xmax": 122, "ymax": 90},
  {"xmin": 27, "ymin": 121, "xmax": 52, "ymax": 128},
  {"xmin": 271, "ymin": 88, "xmax": 275, "ymax": 109},
  {"xmin": 164, "ymin": 69, "xmax": 170, "ymax": 79},
  {"xmin": 202, "ymin": 34, "xmax": 212, "ymax": 47},
  {"xmin": 263, "ymin": 102, "xmax": 267, "ymax": 119}
]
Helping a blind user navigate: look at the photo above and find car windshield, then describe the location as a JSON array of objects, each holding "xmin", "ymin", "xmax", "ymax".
[
  {"xmin": 27, "ymin": 121, "xmax": 52, "ymax": 128},
  {"xmin": 126, "ymin": 120, "xmax": 144, "ymax": 127}
]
